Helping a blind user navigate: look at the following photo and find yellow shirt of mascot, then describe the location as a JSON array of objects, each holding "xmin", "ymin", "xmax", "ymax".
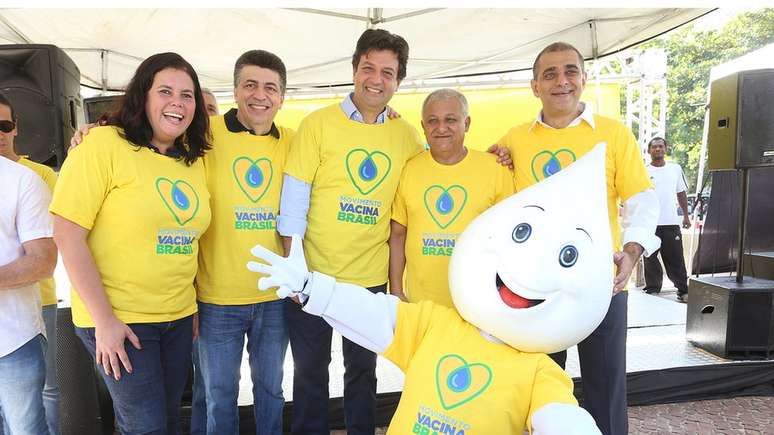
[
  {"xmin": 392, "ymin": 150, "xmax": 514, "ymax": 307},
  {"xmin": 17, "ymin": 157, "xmax": 58, "ymax": 306},
  {"xmin": 383, "ymin": 301, "xmax": 576, "ymax": 435},
  {"xmin": 284, "ymin": 103, "xmax": 423, "ymax": 287},
  {"xmin": 499, "ymin": 114, "xmax": 651, "ymax": 252},
  {"xmin": 50, "ymin": 126, "xmax": 211, "ymax": 327},
  {"xmin": 196, "ymin": 114, "xmax": 294, "ymax": 304}
]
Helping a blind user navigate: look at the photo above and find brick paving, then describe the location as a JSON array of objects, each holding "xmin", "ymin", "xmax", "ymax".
[{"xmin": 332, "ymin": 396, "xmax": 774, "ymax": 434}]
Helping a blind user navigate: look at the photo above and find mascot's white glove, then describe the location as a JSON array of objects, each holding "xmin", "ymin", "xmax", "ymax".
[{"xmin": 247, "ymin": 234, "xmax": 311, "ymax": 300}]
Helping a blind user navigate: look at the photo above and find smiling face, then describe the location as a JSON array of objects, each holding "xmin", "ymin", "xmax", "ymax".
[
  {"xmin": 352, "ymin": 49, "xmax": 401, "ymax": 115},
  {"xmin": 448, "ymin": 143, "xmax": 613, "ymax": 353},
  {"xmin": 145, "ymin": 68, "xmax": 196, "ymax": 150},
  {"xmin": 531, "ymin": 49, "xmax": 587, "ymax": 121},
  {"xmin": 234, "ymin": 65, "xmax": 283, "ymax": 133},
  {"xmin": 0, "ymin": 103, "xmax": 17, "ymax": 159}
]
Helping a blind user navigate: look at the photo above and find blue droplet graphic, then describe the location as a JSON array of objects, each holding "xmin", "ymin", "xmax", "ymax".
[
  {"xmin": 172, "ymin": 186, "xmax": 190, "ymax": 210},
  {"xmin": 246, "ymin": 165, "xmax": 264, "ymax": 188},
  {"xmin": 358, "ymin": 157, "xmax": 377, "ymax": 181},
  {"xmin": 447, "ymin": 367, "xmax": 471, "ymax": 392},
  {"xmin": 543, "ymin": 157, "xmax": 561, "ymax": 178},
  {"xmin": 436, "ymin": 192, "xmax": 454, "ymax": 215}
]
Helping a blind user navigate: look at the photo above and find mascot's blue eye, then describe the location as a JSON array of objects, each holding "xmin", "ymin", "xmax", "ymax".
[
  {"xmin": 512, "ymin": 223, "xmax": 532, "ymax": 243},
  {"xmin": 559, "ymin": 245, "xmax": 578, "ymax": 267}
]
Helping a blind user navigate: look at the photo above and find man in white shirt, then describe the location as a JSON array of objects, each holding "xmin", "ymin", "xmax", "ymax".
[
  {"xmin": 644, "ymin": 136, "xmax": 691, "ymax": 302},
  {"xmin": 0, "ymin": 154, "xmax": 57, "ymax": 434}
]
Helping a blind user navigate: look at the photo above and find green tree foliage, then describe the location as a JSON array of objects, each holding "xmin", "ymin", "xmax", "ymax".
[{"xmin": 641, "ymin": 8, "xmax": 774, "ymax": 190}]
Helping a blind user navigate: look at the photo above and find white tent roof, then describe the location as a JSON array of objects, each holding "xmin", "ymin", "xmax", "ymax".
[
  {"xmin": 0, "ymin": 8, "xmax": 713, "ymax": 92},
  {"xmin": 710, "ymin": 42, "xmax": 774, "ymax": 82}
]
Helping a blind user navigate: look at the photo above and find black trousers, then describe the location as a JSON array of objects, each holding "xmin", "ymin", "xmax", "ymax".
[
  {"xmin": 284, "ymin": 283, "xmax": 386, "ymax": 435},
  {"xmin": 643, "ymin": 225, "xmax": 689, "ymax": 295},
  {"xmin": 549, "ymin": 292, "xmax": 628, "ymax": 435}
]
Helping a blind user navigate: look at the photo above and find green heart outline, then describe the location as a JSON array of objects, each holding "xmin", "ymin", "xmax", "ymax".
[
  {"xmin": 232, "ymin": 156, "xmax": 273, "ymax": 203},
  {"xmin": 155, "ymin": 177, "xmax": 200, "ymax": 226},
  {"xmin": 530, "ymin": 148, "xmax": 577, "ymax": 182},
  {"xmin": 435, "ymin": 354, "xmax": 492, "ymax": 411},
  {"xmin": 423, "ymin": 184, "xmax": 467, "ymax": 230},
  {"xmin": 345, "ymin": 148, "xmax": 392, "ymax": 196}
]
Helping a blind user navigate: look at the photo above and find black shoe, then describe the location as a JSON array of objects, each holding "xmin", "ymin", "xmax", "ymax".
[
  {"xmin": 677, "ymin": 293, "xmax": 688, "ymax": 303},
  {"xmin": 644, "ymin": 288, "xmax": 661, "ymax": 294}
]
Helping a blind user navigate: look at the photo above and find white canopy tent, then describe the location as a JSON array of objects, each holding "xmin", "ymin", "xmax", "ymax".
[{"xmin": 0, "ymin": 8, "xmax": 713, "ymax": 94}]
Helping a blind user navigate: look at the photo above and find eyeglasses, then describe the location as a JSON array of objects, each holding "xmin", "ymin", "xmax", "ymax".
[{"xmin": 0, "ymin": 120, "xmax": 15, "ymax": 133}]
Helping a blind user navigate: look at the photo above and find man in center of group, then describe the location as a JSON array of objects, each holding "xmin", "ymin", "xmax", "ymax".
[
  {"xmin": 389, "ymin": 89, "xmax": 514, "ymax": 307},
  {"xmin": 195, "ymin": 50, "xmax": 294, "ymax": 435},
  {"xmin": 277, "ymin": 29, "xmax": 423, "ymax": 435}
]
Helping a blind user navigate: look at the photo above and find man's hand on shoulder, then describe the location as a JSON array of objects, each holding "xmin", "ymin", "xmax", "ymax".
[{"xmin": 486, "ymin": 144, "xmax": 513, "ymax": 170}]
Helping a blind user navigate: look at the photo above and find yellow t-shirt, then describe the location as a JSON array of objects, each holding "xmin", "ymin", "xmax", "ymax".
[
  {"xmin": 499, "ymin": 115, "xmax": 652, "ymax": 251},
  {"xmin": 392, "ymin": 150, "xmax": 514, "ymax": 307},
  {"xmin": 383, "ymin": 301, "xmax": 576, "ymax": 435},
  {"xmin": 196, "ymin": 116, "xmax": 294, "ymax": 305},
  {"xmin": 50, "ymin": 126, "xmax": 211, "ymax": 327},
  {"xmin": 17, "ymin": 157, "xmax": 58, "ymax": 306},
  {"xmin": 284, "ymin": 104, "xmax": 422, "ymax": 287}
]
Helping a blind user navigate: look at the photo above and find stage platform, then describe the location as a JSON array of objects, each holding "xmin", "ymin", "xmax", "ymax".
[{"xmin": 230, "ymin": 282, "xmax": 774, "ymax": 428}]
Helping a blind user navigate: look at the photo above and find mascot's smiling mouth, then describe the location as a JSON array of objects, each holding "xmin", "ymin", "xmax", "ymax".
[{"xmin": 496, "ymin": 274, "xmax": 545, "ymax": 309}]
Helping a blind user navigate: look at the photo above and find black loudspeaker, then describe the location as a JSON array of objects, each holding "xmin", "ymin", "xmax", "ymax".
[
  {"xmin": 0, "ymin": 44, "xmax": 82, "ymax": 169},
  {"xmin": 686, "ymin": 276, "xmax": 774, "ymax": 359},
  {"xmin": 84, "ymin": 95, "xmax": 122, "ymax": 124},
  {"xmin": 707, "ymin": 69, "xmax": 774, "ymax": 170},
  {"xmin": 56, "ymin": 307, "xmax": 114, "ymax": 435},
  {"xmin": 743, "ymin": 251, "xmax": 774, "ymax": 281}
]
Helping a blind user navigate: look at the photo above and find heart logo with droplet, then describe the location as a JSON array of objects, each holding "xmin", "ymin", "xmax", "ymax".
[
  {"xmin": 423, "ymin": 185, "xmax": 467, "ymax": 229},
  {"xmin": 232, "ymin": 157, "xmax": 273, "ymax": 203},
  {"xmin": 155, "ymin": 178, "xmax": 200, "ymax": 226},
  {"xmin": 530, "ymin": 149, "xmax": 576, "ymax": 182},
  {"xmin": 345, "ymin": 148, "xmax": 392, "ymax": 195},
  {"xmin": 435, "ymin": 354, "xmax": 492, "ymax": 411}
]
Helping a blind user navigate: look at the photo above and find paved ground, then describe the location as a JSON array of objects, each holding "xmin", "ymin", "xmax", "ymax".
[{"xmin": 330, "ymin": 396, "xmax": 774, "ymax": 434}]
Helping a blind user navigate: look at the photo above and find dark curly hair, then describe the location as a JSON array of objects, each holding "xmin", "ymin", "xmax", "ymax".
[{"xmin": 108, "ymin": 52, "xmax": 211, "ymax": 165}]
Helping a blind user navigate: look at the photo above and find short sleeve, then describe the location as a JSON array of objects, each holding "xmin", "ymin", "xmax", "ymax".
[
  {"xmin": 49, "ymin": 128, "xmax": 115, "ymax": 230},
  {"xmin": 494, "ymin": 163, "xmax": 516, "ymax": 203},
  {"xmin": 676, "ymin": 165, "xmax": 688, "ymax": 193},
  {"xmin": 284, "ymin": 116, "xmax": 322, "ymax": 184},
  {"xmin": 391, "ymin": 169, "xmax": 409, "ymax": 226},
  {"xmin": 612, "ymin": 125, "xmax": 652, "ymax": 202},
  {"xmin": 382, "ymin": 301, "xmax": 437, "ymax": 370},
  {"xmin": 527, "ymin": 355, "xmax": 578, "ymax": 425},
  {"xmin": 17, "ymin": 171, "xmax": 53, "ymax": 243}
]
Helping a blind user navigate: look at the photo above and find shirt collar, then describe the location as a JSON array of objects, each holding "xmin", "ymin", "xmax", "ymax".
[
  {"xmin": 530, "ymin": 102, "xmax": 595, "ymax": 131},
  {"xmin": 224, "ymin": 108, "xmax": 280, "ymax": 139},
  {"xmin": 340, "ymin": 93, "xmax": 387, "ymax": 124}
]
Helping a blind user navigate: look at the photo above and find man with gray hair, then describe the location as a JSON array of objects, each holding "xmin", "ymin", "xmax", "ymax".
[{"xmin": 389, "ymin": 88, "xmax": 514, "ymax": 307}]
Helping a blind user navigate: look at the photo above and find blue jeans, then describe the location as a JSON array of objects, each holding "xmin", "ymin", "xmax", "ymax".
[
  {"xmin": 42, "ymin": 305, "xmax": 59, "ymax": 435},
  {"xmin": 0, "ymin": 334, "xmax": 48, "ymax": 435},
  {"xmin": 189, "ymin": 340, "xmax": 206, "ymax": 435},
  {"xmin": 76, "ymin": 316, "xmax": 193, "ymax": 435},
  {"xmin": 197, "ymin": 300, "xmax": 288, "ymax": 435}
]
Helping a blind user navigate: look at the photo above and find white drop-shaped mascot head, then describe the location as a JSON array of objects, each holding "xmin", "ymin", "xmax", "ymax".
[{"xmin": 449, "ymin": 143, "xmax": 613, "ymax": 353}]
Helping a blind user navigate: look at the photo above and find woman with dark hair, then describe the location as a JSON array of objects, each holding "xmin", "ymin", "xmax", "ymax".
[{"xmin": 50, "ymin": 52, "xmax": 212, "ymax": 435}]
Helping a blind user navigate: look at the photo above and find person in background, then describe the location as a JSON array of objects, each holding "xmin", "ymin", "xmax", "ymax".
[
  {"xmin": 51, "ymin": 52, "xmax": 212, "ymax": 435},
  {"xmin": 0, "ymin": 141, "xmax": 56, "ymax": 434},
  {"xmin": 389, "ymin": 88, "xmax": 514, "ymax": 307},
  {"xmin": 0, "ymin": 91, "xmax": 60, "ymax": 435},
  {"xmin": 644, "ymin": 136, "xmax": 691, "ymax": 303}
]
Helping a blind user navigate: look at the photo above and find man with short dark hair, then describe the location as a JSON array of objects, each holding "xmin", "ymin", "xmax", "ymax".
[
  {"xmin": 497, "ymin": 41, "xmax": 659, "ymax": 435},
  {"xmin": 194, "ymin": 49, "xmax": 294, "ymax": 435},
  {"xmin": 0, "ymin": 91, "xmax": 60, "ymax": 435},
  {"xmin": 644, "ymin": 136, "xmax": 691, "ymax": 302},
  {"xmin": 277, "ymin": 29, "xmax": 422, "ymax": 435}
]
